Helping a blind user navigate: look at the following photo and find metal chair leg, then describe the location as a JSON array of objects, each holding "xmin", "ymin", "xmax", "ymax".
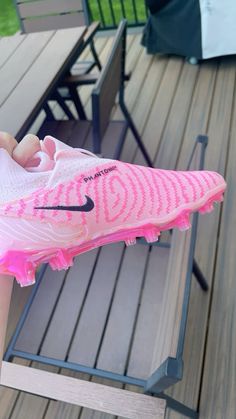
[
  {"xmin": 43, "ymin": 103, "xmax": 55, "ymax": 121},
  {"xmin": 120, "ymin": 101, "xmax": 153, "ymax": 167},
  {"xmin": 68, "ymin": 86, "xmax": 87, "ymax": 120},
  {"xmin": 53, "ymin": 91, "xmax": 76, "ymax": 120},
  {"xmin": 193, "ymin": 259, "xmax": 208, "ymax": 291},
  {"xmin": 161, "ymin": 394, "xmax": 199, "ymax": 418},
  {"xmin": 90, "ymin": 41, "xmax": 102, "ymax": 71}
]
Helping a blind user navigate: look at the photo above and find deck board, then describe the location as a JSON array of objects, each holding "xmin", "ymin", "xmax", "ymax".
[
  {"xmin": 41, "ymin": 249, "xmax": 99, "ymax": 360},
  {"xmin": 0, "ymin": 32, "xmax": 52, "ymax": 107},
  {"xmin": 0, "ymin": 34, "xmax": 25, "ymax": 69},
  {"xmin": 68, "ymin": 244, "xmax": 124, "ymax": 366},
  {"xmin": 127, "ymin": 246, "xmax": 169, "ymax": 379},
  {"xmin": 1, "ymin": 31, "xmax": 236, "ymax": 419},
  {"xmin": 155, "ymin": 61, "xmax": 199, "ymax": 169},
  {"xmin": 166, "ymin": 56, "xmax": 236, "ymax": 417},
  {"xmin": 133, "ymin": 56, "xmax": 183, "ymax": 166},
  {"xmin": 199, "ymin": 62, "xmax": 236, "ymax": 419},
  {"xmin": 96, "ymin": 244, "xmax": 150, "ymax": 373}
]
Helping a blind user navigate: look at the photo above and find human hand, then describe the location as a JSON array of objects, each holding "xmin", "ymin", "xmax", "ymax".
[
  {"xmin": 0, "ymin": 132, "xmax": 41, "ymax": 167},
  {"xmin": 0, "ymin": 132, "xmax": 41, "ymax": 284}
]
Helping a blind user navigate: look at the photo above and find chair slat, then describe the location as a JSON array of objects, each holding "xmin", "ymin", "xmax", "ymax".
[
  {"xmin": 95, "ymin": 47, "xmax": 122, "ymax": 138},
  {"xmin": 97, "ymin": 245, "xmax": 150, "ymax": 373},
  {"xmin": 1, "ymin": 362, "xmax": 166, "ymax": 419},
  {"xmin": 150, "ymin": 145, "xmax": 202, "ymax": 376},
  {"xmin": 127, "ymin": 246, "xmax": 170, "ymax": 380},
  {"xmin": 68, "ymin": 244, "xmax": 124, "ymax": 366},
  {"xmin": 17, "ymin": 0, "xmax": 83, "ymax": 18},
  {"xmin": 92, "ymin": 21, "xmax": 126, "ymax": 145},
  {"xmin": 150, "ymin": 229, "xmax": 192, "ymax": 375},
  {"xmin": 40, "ymin": 249, "xmax": 98, "ymax": 360},
  {"xmin": 15, "ymin": 268, "xmax": 66, "ymax": 354},
  {"xmin": 21, "ymin": 13, "xmax": 86, "ymax": 33}
]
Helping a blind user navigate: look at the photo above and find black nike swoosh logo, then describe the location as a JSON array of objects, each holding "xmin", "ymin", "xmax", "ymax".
[{"xmin": 34, "ymin": 195, "xmax": 94, "ymax": 212}]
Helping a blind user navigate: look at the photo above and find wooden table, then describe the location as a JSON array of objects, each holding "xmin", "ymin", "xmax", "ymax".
[
  {"xmin": 0, "ymin": 27, "xmax": 86, "ymax": 139},
  {"xmin": 0, "ymin": 26, "xmax": 85, "ymax": 408}
]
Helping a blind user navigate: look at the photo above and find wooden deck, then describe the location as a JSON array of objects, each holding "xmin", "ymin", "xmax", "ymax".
[{"xmin": 1, "ymin": 29, "xmax": 236, "ymax": 418}]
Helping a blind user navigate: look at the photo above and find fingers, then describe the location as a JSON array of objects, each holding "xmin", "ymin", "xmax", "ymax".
[
  {"xmin": 0, "ymin": 132, "xmax": 41, "ymax": 167},
  {"xmin": 0, "ymin": 132, "xmax": 18, "ymax": 156},
  {"xmin": 12, "ymin": 134, "xmax": 41, "ymax": 167}
]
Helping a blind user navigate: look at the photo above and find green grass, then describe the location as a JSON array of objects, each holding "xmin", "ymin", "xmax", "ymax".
[
  {"xmin": 0, "ymin": 0, "xmax": 19, "ymax": 36},
  {"xmin": 0, "ymin": 0, "xmax": 146, "ymax": 37}
]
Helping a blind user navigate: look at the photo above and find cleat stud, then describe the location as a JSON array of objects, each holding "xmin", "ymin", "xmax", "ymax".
[
  {"xmin": 216, "ymin": 193, "xmax": 224, "ymax": 203},
  {"xmin": 145, "ymin": 227, "xmax": 160, "ymax": 243},
  {"xmin": 176, "ymin": 214, "xmax": 191, "ymax": 231},
  {"xmin": 125, "ymin": 238, "xmax": 136, "ymax": 246},
  {"xmin": 199, "ymin": 202, "xmax": 214, "ymax": 214},
  {"xmin": 49, "ymin": 249, "xmax": 74, "ymax": 270}
]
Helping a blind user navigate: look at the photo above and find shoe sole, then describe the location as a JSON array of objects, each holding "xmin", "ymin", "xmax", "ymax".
[{"xmin": 0, "ymin": 184, "xmax": 226, "ymax": 286}]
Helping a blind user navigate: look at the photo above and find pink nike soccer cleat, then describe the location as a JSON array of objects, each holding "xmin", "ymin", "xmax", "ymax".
[{"xmin": 0, "ymin": 136, "xmax": 226, "ymax": 286}]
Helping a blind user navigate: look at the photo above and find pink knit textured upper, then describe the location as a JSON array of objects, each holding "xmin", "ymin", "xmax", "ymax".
[{"xmin": 0, "ymin": 136, "xmax": 224, "ymax": 232}]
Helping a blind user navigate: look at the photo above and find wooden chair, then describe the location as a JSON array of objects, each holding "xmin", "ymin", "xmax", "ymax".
[
  {"xmin": 39, "ymin": 20, "xmax": 153, "ymax": 166},
  {"xmin": 0, "ymin": 136, "xmax": 208, "ymax": 418},
  {"xmin": 14, "ymin": 0, "xmax": 101, "ymax": 80}
]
